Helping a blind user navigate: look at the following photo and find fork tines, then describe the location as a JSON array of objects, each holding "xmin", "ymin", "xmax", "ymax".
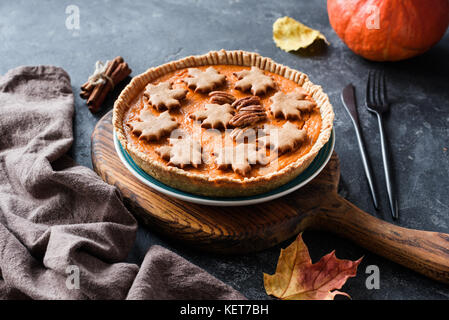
[{"xmin": 366, "ymin": 70, "xmax": 388, "ymax": 113}]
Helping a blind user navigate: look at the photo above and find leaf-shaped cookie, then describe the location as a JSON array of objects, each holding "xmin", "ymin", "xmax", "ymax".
[
  {"xmin": 144, "ymin": 81, "xmax": 187, "ymax": 111},
  {"xmin": 190, "ymin": 103, "xmax": 235, "ymax": 129},
  {"xmin": 258, "ymin": 122, "xmax": 307, "ymax": 154},
  {"xmin": 215, "ymin": 143, "xmax": 267, "ymax": 176},
  {"xmin": 234, "ymin": 67, "xmax": 275, "ymax": 96},
  {"xmin": 264, "ymin": 233, "xmax": 362, "ymax": 300},
  {"xmin": 128, "ymin": 110, "xmax": 178, "ymax": 141},
  {"xmin": 183, "ymin": 67, "xmax": 226, "ymax": 93},
  {"xmin": 156, "ymin": 138, "xmax": 202, "ymax": 169},
  {"xmin": 270, "ymin": 87, "xmax": 316, "ymax": 120}
]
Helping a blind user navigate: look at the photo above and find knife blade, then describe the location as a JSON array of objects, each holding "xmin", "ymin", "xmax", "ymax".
[{"xmin": 341, "ymin": 84, "xmax": 379, "ymax": 210}]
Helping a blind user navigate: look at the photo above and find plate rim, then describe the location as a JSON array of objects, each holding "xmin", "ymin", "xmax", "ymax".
[{"xmin": 113, "ymin": 129, "xmax": 335, "ymax": 206}]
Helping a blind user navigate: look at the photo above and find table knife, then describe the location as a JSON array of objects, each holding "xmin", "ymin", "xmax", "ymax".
[{"xmin": 341, "ymin": 84, "xmax": 379, "ymax": 209}]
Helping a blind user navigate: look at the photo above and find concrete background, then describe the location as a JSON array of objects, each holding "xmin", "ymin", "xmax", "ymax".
[{"xmin": 1, "ymin": 0, "xmax": 448, "ymax": 299}]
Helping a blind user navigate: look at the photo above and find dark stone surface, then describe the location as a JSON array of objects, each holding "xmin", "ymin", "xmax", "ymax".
[{"xmin": 1, "ymin": 0, "xmax": 448, "ymax": 299}]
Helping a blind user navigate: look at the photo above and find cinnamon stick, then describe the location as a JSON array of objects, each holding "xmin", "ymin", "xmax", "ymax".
[{"xmin": 81, "ymin": 56, "xmax": 132, "ymax": 113}]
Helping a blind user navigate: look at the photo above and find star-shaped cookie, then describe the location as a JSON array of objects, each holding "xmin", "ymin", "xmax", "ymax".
[
  {"xmin": 215, "ymin": 143, "xmax": 267, "ymax": 176},
  {"xmin": 270, "ymin": 88, "xmax": 316, "ymax": 120},
  {"xmin": 128, "ymin": 110, "xmax": 178, "ymax": 141},
  {"xmin": 144, "ymin": 81, "xmax": 187, "ymax": 111},
  {"xmin": 258, "ymin": 122, "xmax": 307, "ymax": 154},
  {"xmin": 190, "ymin": 103, "xmax": 235, "ymax": 129},
  {"xmin": 234, "ymin": 66, "xmax": 275, "ymax": 96},
  {"xmin": 183, "ymin": 67, "xmax": 226, "ymax": 93},
  {"xmin": 156, "ymin": 138, "xmax": 202, "ymax": 169}
]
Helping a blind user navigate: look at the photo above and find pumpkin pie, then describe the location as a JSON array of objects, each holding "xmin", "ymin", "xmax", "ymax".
[{"xmin": 113, "ymin": 50, "xmax": 334, "ymax": 197}]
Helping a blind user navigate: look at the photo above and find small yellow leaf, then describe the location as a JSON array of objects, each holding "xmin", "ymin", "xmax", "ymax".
[{"xmin": 273, "ymin": 16, "xmax": 329, "ymax": 52}]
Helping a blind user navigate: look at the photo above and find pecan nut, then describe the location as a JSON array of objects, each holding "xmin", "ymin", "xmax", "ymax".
[
  {"xmin": 230, "ymin": 126, "xmax": 259, "ymax": 142},
  {"xmin": 232, "ymin": 96, "xmax": 261, "ymax": 110},
  {"xmin": 238, "ymin": 105, "xmax": 265, "ymax": 113},
  {"xmin": 229, "ymin": 112, "xmax": 266, "ymax": 127},
  {"xmin": 208, "ymin": 91, "xmax": 236, "ymax": 105}
]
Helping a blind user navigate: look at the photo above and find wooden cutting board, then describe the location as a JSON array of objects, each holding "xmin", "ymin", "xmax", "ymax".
[{"xmin": 91, "ymin": 110, "xmax": 449, "ymax": 283}]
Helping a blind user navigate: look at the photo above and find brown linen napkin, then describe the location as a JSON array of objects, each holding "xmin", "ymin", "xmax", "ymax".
[{"xmin": 0, "ymin": 65, "xmax": 244, "ymax": 300}]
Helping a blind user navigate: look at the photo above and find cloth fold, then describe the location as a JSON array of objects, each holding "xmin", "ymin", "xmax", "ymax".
[{"xmin": 0, "ymin": 65, "xmax": 244, "ymax": 300}]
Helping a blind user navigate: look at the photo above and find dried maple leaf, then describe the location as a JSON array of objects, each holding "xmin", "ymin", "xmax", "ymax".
[{"xmin": 264, "ymin": 233, "xmax": 362, "ymax": 300}]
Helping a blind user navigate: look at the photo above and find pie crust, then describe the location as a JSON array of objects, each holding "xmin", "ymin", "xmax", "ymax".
[{"xmin": 113, "ymin": 50, "xmax": 334, "ymax": 197}]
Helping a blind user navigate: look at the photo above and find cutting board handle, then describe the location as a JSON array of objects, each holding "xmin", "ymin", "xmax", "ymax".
[{"xmin": 314, "ymin": 195, "xmax": 449, "ymax": 283}]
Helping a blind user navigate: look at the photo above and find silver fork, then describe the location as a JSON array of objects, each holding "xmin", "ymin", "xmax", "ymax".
[{"xmin": 366, "ymin": 70, "xmax": 399, "ymax": 220}]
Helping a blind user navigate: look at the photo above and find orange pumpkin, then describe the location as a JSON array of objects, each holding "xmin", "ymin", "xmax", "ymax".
[{"xmin": 327, "ymin": 0, "xmax": 449, "ymax": 61}]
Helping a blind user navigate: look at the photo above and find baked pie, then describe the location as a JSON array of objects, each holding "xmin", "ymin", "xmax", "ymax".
[{"xmin": 113, "ymin": 50, "xmax": 334, "ymax": 197}]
